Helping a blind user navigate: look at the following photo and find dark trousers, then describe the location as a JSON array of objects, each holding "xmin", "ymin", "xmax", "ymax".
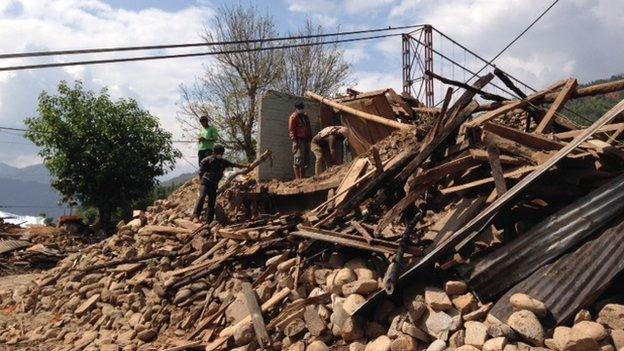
[
  {"xmin": 198, "ymin": 149, "xmax": 212, "ymax": 166},
  {"xmin": 192, "ymin": 181, "xmax": 218, "ymax": 223}
]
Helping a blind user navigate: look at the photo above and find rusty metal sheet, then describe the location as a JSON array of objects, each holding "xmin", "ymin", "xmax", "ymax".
[
  {"xmin": 489, "ymin": 217, "xmax": 624, "ymax": 328},
  {"xmin": 460, "ymin": 173, "xmax": 624, "ymax": 301},
  {"xmin": 0, "ymin": 240, "xmax": 31, "ymax": 255}
]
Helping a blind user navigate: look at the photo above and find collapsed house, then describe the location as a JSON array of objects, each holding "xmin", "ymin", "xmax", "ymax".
[{"xmin": 2, "ymin": 73, "xmax": 624, "ymax": 351}]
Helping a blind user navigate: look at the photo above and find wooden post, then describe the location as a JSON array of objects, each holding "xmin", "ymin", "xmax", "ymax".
[
  {"xmin": 535, "ymin": 79, "xmax": 578, "ymax": 134},
  {"xmin": 486, "ymin": 145, "xmax": 507, "ymax": 196},
  {"xmin": 370, "ymin": 147, "xmax": 384, "ymax": 174},
  {"xmin": 240, "ymin": 282, "xmax": 270, "ymax": 347}
]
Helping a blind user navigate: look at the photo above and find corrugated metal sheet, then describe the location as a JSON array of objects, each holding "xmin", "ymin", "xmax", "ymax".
[
  {"xmin": 0, "ymin": 240, "xmax": 31, "ymax": 255},
  {"xmin": 459, "ymin": 173, "xmax": 624, "ymax": 301},
  {"xmin": 489, "ymin": 217, "xmax": 624, "ymax": 328}
]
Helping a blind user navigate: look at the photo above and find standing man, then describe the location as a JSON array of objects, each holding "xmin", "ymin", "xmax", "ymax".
[
  {"xmin": 311, "ymin": 126, "xmax": 349, "ymax": 175},
  {"xmin": 288, "ymin": 101, "xmax": 312, "ymax": 179},
  {"xmin": 191, "ymin": 145, "xmax": 249, "ymax": 223},
  {"xmin": 198, "ymin": 115, "xmax": 218, "ymax": 166}
]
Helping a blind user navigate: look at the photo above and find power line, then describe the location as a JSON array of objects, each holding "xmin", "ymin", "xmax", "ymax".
[
  {"xmin": 0, "ymin": 126, "xmax": 28, "ymax": 132},
  {"xmin": 465, "ymin": 0, "xmax": 560, "ymax": 90},
  {"xmin": 0, "ymin": 24, "xmax": 423, "ymax": 60},
  {"xmin": 0, "ymin": 33, "xmax": 402, "ymax": 72}
]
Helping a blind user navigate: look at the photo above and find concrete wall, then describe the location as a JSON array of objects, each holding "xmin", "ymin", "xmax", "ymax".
[{"xmin": 258, "ymin": 90, "xmax": 321, "ymax": 181}]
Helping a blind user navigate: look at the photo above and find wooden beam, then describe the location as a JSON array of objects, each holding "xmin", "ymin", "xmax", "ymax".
[
  {"xmin": 484, "ymin": 122, "xmax": 565, "ymax": 151},
  {"xmin": 209, "ymin": 288, "xmax": 290, "ymax": 350},
  {"xmin": 240, "ymin": 282, "xmax": 270, "ymax": 348},
  {"xmin": 483, "ymin": 132, "xmax": 539, "ymax": 164},
  {"xmin": 494, "ymin": 68, "xmax": 527, "ymax": 99},
  {"xmin": 554, "ymin": 123, "xmax": 624, "ymax": 140},
  {"xmin": 535, "ymin": 79, "xmax": 578, "ymax": 134},
  {"xmin": 377, "ymin": 155, "xmax": 480, "ymax": 233},
  {"xmin": 305, "ymin": 91, "xmax": 411, "ymax": 130},
  {"xmin": 350, "ymin": 220, "xmax": 374, "ymax": 244},
  {"xmin": 426, "ymin": 70, "xmax": 506, "ymax": 101},
  {"xmin": 469, "ymin": 149, "xmax": 527, "ymax": 165},
  {"xmin": 486, "ymin": 145, "xmax": 508, "ymax": 196},
  {"xmin": 541, "ymin": 78, "xmax": 624, "ymax": 103},
  {"xmin": 293, "ymin": 225, "xmax": 421, "ymax": 256},
  {"xmin": 440, "ymin": 166, "xmax": 538, "ymax": 195},
  {"xmin": 465, "ymin": 82, "xmax": 564, "ymax": 128},
  {"xmin": 334, "ymin": 158, "xmax": 368, "ymax": 207},
  {"xmin": 370, "ymin": 147, "xmax": 384, "ymax": 174}
]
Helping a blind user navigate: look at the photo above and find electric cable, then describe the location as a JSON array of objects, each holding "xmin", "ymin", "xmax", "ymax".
[{"xmin": 0, "ymin": 24, "xmax": 423, "ymax": 59}]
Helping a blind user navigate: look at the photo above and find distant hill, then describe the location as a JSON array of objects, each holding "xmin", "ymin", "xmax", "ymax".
[
  {"xmin": 0, "ymin": 163, "xmax": 67, "ymax": 218},
  {"xmin": 0, "ymin": 162, "xmax": 50, "ymax": 184},
  {"xmin": 566, "ymin": 74, "xmax": 624, "ymax": 125},
  {"xmin": 161, "ymin": 172, "xmax": 195, "ymax": 187}
]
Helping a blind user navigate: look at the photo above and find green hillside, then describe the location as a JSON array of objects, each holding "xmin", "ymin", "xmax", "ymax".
[{"xmin": 565, "ymin": 74, "xmax": 624, "ymax": 126}]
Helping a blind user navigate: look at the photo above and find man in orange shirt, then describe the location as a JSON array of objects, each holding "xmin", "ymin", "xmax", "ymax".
[{"xmin": 288, "ymin": 102, "xmax": 312, "ymax": 179}]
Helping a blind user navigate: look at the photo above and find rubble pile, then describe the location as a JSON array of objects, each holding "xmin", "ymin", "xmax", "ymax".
[
  {"xmin": 2, "ymin": 73, "xmax": 624, "ymax": 351},
  {"xmin": 0, "ymin": 221, "xmax": 89, "ymax": 276}
]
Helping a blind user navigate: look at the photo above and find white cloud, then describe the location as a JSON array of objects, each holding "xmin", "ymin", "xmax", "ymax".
[
  {"xmin": 0, "ymin": 0, "xmax": 212, "ymax": 173},
  {"xmin": 389, "ymin": 0, "xmax": 624, "ymax": 91},
  {"xmin": 344, "ymin": 0, "xmax": 396, "ymax": 14},
  {"xmin": 352, "ymin": 71, "xmax": 402, "ymax": 93}
]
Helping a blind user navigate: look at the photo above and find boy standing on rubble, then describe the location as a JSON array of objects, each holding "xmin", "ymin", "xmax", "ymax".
[
  {"xmin": 191, "ymin": 145, "xmax": 249, "ymax": 223},
  {"xmin": 288, "ymin": 101, "xmax": 312, "ymax": 179},
  {"xmin": 311, "ymin": 126, "xmax": 349, "ymax": 175},
  {"xmin": 198, "ymin": 115, "xmax": 218, "ymax": 166}
]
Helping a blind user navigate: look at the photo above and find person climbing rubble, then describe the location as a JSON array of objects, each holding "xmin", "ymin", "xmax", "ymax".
[
  {"xmin": 311, "ymin": 125, "xmax": 349, "ymax": 175},
  {"xmin": 191, "ymin": 145, "xmax": 249, "ymax": 223},
  {"xmin": 197, "ymin": 115, "xmax": 218, "ymax": 166},
  {"xmin": 288, "ymin": 101, "xmax": 312, "ymax": 179}
]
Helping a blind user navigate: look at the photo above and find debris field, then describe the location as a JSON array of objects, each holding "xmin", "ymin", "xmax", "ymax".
[{"xmin": 2, "ymin": 72, "xmax": 624, "ymax": 351}]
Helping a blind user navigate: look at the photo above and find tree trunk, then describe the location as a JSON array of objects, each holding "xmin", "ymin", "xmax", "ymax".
[
  {"xmin": 96, "ymin": 204, "xmax": 113, "ymax": 233},
  {"xmin": 244, "ymin": 91, "xmax": 258, "ymax": 162}
]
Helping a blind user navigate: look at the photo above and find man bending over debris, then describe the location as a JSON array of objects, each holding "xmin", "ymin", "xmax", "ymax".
[
  {"xmin": 288, "ymin": 101, "xmax": 312, "ymax": 179},
  {"xmin": 191, "ymin": 145, "xmax": 249, "ymax": 223},
  {"xmin": 311, "ymin": 125, "xmax": 349, "ymax": 175},
  {"xmin": 197, "ymin": 115, "xmax": 218, "ymax": 166}
]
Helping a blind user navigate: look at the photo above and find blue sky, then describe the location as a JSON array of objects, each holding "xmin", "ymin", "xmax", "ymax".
[{"xmin": 0, "ymin": 0, "xmax": 623, "ymax": 178}]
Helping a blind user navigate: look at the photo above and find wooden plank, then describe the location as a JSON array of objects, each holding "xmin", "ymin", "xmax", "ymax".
[
  {"xmin": 350, "ymin": 220, "xmax": 374, "ymax": 244},
  {"xmin": 535, "ymin": 79, "xmax": 578, "ymax": 134},
  {"xmin": 334, "ymin": 158, "xmax": 369, "ymax": 207},
  {"xmin": 487, "ymin": 145, "xmax": 508, "ymax": 196},
  {"xmin": 293, "ymin": 226, "xmax": 421, "ymax": 256},
  {"xmin": 483, "ymin": 132, "xmax": 540, "ymax": 164},
  {"xmin": 469, "ymin": 149, "xmax": 526, "ymax": 165},
  {"xmin": 440, "ymin": 166, "xmax": 538, "ymax": 194},
  {"xmin": 370, "ymin": 147, "xmax": 384, "ymax": 174},
  {"xmin": 541, "ymin": 77, "xmax": 624, "ymax": 102},
  {"xmin": 240, "ymin": 282, "xmax": 270, "ymax": 347},
  {"xmin": 554, "ymin": 123, "xmax": 624, "ymax": 140},
  {"xmin": 137, "ymin": 225, "xmax": 192, "ymax": 236},
  {"xmin": 483, "ymin": 122, "xmax": 565, "ymax": 151},
  {"xmin": 406, "ymin": 155, "xmax": 480, "ymax": 190},
  {"xmin": 427, "ymin": 197, "xmax": 486, "ymax": 245},
  {"xmin": 214, "ymin": 288, "xmax": 290, "ymax": 342}
]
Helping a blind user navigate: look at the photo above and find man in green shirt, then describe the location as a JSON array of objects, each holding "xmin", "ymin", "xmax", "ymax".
[{"xmin": 198, "ymin": 115, "xmax": 218, "ymax": 165}]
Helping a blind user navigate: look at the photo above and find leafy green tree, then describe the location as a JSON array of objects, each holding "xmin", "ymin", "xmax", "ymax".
[{"xmin": 25, "ymin": 81, "xmax": 180, "ymax": 231}]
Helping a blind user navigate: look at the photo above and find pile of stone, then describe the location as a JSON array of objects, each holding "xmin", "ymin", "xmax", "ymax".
[{"xmin": 3, "ymin": 74, "xmax": 624, "ymax": 351}]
